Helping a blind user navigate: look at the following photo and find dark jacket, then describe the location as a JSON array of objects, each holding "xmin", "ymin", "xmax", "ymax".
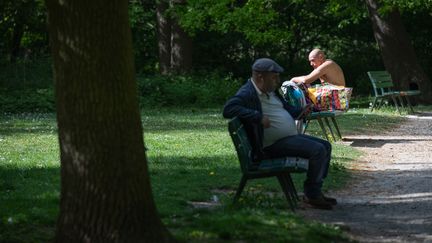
[{"xmin": 223, "ymin": 79, "xmax": 301, "ymax": 161}]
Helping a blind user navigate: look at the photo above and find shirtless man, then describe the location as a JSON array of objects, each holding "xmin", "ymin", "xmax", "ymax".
[{"xmin": 291, "ymin": 49, "xmax": 346, "ymax": 86}]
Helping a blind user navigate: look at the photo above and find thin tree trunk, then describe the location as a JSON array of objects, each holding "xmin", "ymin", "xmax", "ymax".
[
  {"xmin": 156, "ymin": 0, "xmax": 172, "ymax": 74},
  {"xmin": 9, "ymin": 23, "xmax": 24, "ymax": 63},
  {"xmin": 365, "ymin": 0, "xmax": 432, "ymax": 103},
  {"xmin": 45, "ymin": 0, "xmax": 174, "ymax": 241},
  {"xmin": 170, "ymin": 0, "xmax": 192, "ymax": 73}
]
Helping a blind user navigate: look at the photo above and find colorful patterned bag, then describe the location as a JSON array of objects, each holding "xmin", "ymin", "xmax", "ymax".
[{"xmin": 307, "ymin": 85, "xmax": 353, "ymax": 111}]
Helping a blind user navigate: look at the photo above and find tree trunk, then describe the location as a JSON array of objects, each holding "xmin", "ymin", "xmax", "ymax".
[
  {"xmin": 8, "ymin": 0, "xmax": 31, "ymax": 63},
  {"xmin": 156, "ymin": 0, "xmax": 172, "ymax": 75},
  {"xmin": 45, "ymin": 0, "xmax": 174, "ymax": 242},
  {"xmin": 365, "ymin": 0, "xmax": 432, "ymax": 103},
  {"xmin": 9, "ymin": 22, "xmax": 24, "ymax": 63},
  {"xmin": 170, "ymin": 0, "xmax": 192, "ymax": 73}
]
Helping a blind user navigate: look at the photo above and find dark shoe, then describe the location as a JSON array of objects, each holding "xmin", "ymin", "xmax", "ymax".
[
  {"xmin": 303, "ymin": 195, "xmax": 333, "ymax": 210},
  {"xmin": 321, "ymin": 193, "xmax": 337, "ymax": 205}
]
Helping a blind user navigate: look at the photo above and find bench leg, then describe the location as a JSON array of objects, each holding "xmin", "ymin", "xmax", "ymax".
[
  {"xmin": 397, "ymin": 95, "xmax": 406, "ymax": 110},
  {"xmin": 391, "ymin": 95, "xmax": 401, "ymax": 114},
  {"xmin": 304, "ymin": 119, "xmax": 311, "ymax": 133},
  {"xmin": 284, "ymin": 173, "xmax": 299, "ymax": 201},
  {"xmin": 324, "ymin": 117, "xmax": 336, "ymax": 141},
  {"xmin": 277, "ymin": 175, "xmax": 296, "ymax": 211},
  {"xmin": 233, "ymin": 176, "xmax": 247, "ymax": 204},
  {"xmin": 331, "ymin": 116, "xmax": 342, "ymax": 139},
  {"xmin": 316, "ymin": 117, "xmax": 330, "ymax": 141},
  {"xmin": 378, "ymin": 98, "xmax": 384, "ymax": 109},
  {"xmin": 371, "ymin": 97, "xmax": 378, "ymax": 111},
  {"xmin": 404, "ymin": 96, "xmax": 415, "ymax": 114}
]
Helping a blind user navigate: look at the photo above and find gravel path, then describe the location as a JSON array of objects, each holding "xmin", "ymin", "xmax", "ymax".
[{"xmin": 299, "ymin": 112, "xmax": 432, "ymax": 242}]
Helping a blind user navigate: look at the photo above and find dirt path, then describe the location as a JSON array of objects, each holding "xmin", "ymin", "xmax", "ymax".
[{"xmin": 299, "ymin": 112, "xmax": 432, "ymax": 242}]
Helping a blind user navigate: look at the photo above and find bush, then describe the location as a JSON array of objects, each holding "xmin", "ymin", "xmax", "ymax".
[
  {"xmin": 0, "ymin": 72, "xmax": 242, "ymax": 113},
  {"xmin": 136, "ymin": 72, "xmax": 242, "ymax": 108},
  {"xmin": 0, "ymin": 56, "xmax": 53, "ymax": 89},
  {"xmin": 0, "ymin": 88, "xmax": 55, "ymax": 113}
]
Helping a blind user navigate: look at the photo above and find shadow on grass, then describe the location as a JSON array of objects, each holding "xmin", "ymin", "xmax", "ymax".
[
  {"xmin": 0, "ymin": 109, "xmax": 408, "ymax": 137},
  {"xmin": 344, "ymin": 137, "xmax": 432, "ymax": 148},
  {"xmin": 0, "ymin": 151, "xmax": 357, "ymax": 243},
  {"xmin": 0, "ymin": 166, "xmax": 59, "ymax": 243},
  {"xmin": 0, "ymin": 111, "xmax": 228, "ymax": 136},
  {"xmin": 324, "ymin": 112, "xmax": 405, "ymax": 137}
]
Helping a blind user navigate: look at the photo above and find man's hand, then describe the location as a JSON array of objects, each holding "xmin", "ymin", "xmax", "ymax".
[
  {"xmin": 261, "ymin": 116, "xmax": 271, "ymax": 128},
  {"xmin": 291, "ymin": 77, "xmax": 305, "ymax": 84}
]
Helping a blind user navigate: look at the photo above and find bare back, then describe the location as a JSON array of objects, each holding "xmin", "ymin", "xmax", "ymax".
[{"xmin": 318, "ymin": 60, "xmax": 345, "ymax": 86}]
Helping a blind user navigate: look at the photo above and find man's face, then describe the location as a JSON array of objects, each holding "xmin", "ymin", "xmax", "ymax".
[
  {"xmin": 262, "ymin": 72, "xmax": 280, "ymax": 92},
  {"xmin": 309, "ymin": 54, "xmax": 323, "ymax": 69}
]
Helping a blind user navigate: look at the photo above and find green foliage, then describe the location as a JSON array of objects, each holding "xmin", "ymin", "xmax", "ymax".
[
  {"xmin": 136, "ymin": 72, "xmax": 242, "ymax": 108},
  {"xmin": 0, "ymin": 0, "xmax": 48, "ymax": 61},
  {"xmin": 0, "ymin": 56, "xmax": 53, "ymax": 89},
  {"xmin": 0, "ymin": 56, "xmax": 244, "ymax": 112},
  {"xmin": 0, "ymin": 88, "xmax": 55, "ymax": 113},
  {"xmin": 381, "ymin": 0, "xmax": 432, "ymax": 12},
  {"xmin": 128, "ymin": 0, "xmax": 158, "ymax": 73},
  {"xmin": 0, "ymin": 56, "xmax": 55, "ymax": 113},
  {"xmin": 1, "ymin": 0, "xmax": 431, "ymax": 98},
  {"xmin": 178, "ymin": 0, "xmax": 389, "ymax": 92}
]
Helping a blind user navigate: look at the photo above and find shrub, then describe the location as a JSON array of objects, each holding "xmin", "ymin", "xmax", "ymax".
[
  {"xmin": 0, "ymin": 72, "xmax": 243, "ymax": 113},
  {"xmin": 0, "ymin": 56, "xmax": 53, "ymax": 89},
  {"xmin": 0, "ymin": 88, "xmax": 55, "ymax": 113},
  {"xmin": 136, "ymin": 72, "xmax": 242, "ymax": 108}
]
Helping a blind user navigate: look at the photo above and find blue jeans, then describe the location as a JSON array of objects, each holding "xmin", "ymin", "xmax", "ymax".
[{"xmin": 263, "ymin": 134, "xmax": 332, "ymax": 198}]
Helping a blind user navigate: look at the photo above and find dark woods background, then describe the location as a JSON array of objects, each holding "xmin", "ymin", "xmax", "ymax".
[{"xmin": 1, "ymin": 0, "xmax": 431, "ymax": 111}]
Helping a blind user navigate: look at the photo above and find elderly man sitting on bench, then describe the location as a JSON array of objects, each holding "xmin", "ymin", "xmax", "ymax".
[{"xmin": 223, "ymin": 58, "xmax": 337, "ymax": 210}]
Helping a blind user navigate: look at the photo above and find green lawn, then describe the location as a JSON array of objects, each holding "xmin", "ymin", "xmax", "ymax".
[{"xmin": 0, "ymin": 106, "xmax": 416, "ymax": 242}]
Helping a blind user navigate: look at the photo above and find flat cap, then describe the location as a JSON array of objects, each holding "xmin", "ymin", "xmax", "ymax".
[{"xmin": 252, "ymin": 58, "xmax": 284, "ymax": 73}]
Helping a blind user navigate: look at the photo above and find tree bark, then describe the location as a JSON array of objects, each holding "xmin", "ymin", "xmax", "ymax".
[
  {"xmin": 9, "ymin": 22, "xmax": 24, "ymax": 63},
  {"xmin": 8, "ymin": 0, "xmax": 31, "ymax": 62},
  {"xmin": 45, "ymin": 0, "xmax": 174, "ymax": 242},
  {"xmin": 170, "ymin": 0, "xmax": 192, "ymax": 73},
  {"xmin": 365, "ymin": 0, "xmax": 432, "ymax": 103},
  {"xmin": 156, "ymin": 0, "xmax": 172, "ymax": 75}
]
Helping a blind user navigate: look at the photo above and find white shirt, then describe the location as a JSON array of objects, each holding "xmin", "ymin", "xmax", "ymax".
[{"xmin": 251, "ymin": 78, "xmax": 298, "ymax": 147}]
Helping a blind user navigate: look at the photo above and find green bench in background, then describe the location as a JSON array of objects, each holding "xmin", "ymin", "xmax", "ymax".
[
  {"xmin": 367, "ymin": 71, "xmax": 421, "ymax": 114},
  {"xmin": 228, "ymin": 117, "xmax": 309, "ymax": 211}
]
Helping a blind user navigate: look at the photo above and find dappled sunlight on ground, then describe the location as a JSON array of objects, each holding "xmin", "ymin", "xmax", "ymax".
[{"xmin": 300, "ymin": 112, "xmax": 432, "ymax": 242}]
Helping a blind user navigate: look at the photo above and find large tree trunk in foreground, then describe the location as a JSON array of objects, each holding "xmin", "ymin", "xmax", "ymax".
[
  {"xmin": 365, "ymin": 0, "xmax": 432, "ymax": 103},
  {"xmin": 45, "ymin": 0, "xmax": 173, "ymax": 242}
]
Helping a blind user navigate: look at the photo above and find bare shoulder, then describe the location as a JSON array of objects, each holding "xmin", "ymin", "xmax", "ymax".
[
  {"xmin": 323, "ymin": 59, "xmax": 338, "ymax": 67},
  {"xmin": 316, "ymin": 59, "xmax": 335, "ymax": 72},
  {"xmin": 322, "ymin": 59, "xmax": 343, "ymax": 70}
]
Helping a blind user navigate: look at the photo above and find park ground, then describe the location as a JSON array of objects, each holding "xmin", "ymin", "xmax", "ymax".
[
  {"xmin": 1, "ymin": 105, "xmax": 431, "ymax": 242},
  {"xmin": 300, "ymin": 111, "xmax": 432, "ymax": 242}
]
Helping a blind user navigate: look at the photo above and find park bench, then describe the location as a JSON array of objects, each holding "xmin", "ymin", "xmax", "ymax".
[
  {"xmin": 304, "ymin": 111, "xmax": 343, "ymax": 142},
  {"xmin": 367, "ymin": 71, "xmax": 421, "ymax": 114},
  {"xmin": 281, "ymin": 81, "xmax": 344, "ymax": 141},
  {"xmin": 228, "ymin": 117, "xmax": 309, "ymax": 211}
]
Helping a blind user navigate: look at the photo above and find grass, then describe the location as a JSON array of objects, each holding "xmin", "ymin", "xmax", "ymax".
[{"xmin": 0, "ymin": 105, "xmax": 423, "ymax": 242}]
